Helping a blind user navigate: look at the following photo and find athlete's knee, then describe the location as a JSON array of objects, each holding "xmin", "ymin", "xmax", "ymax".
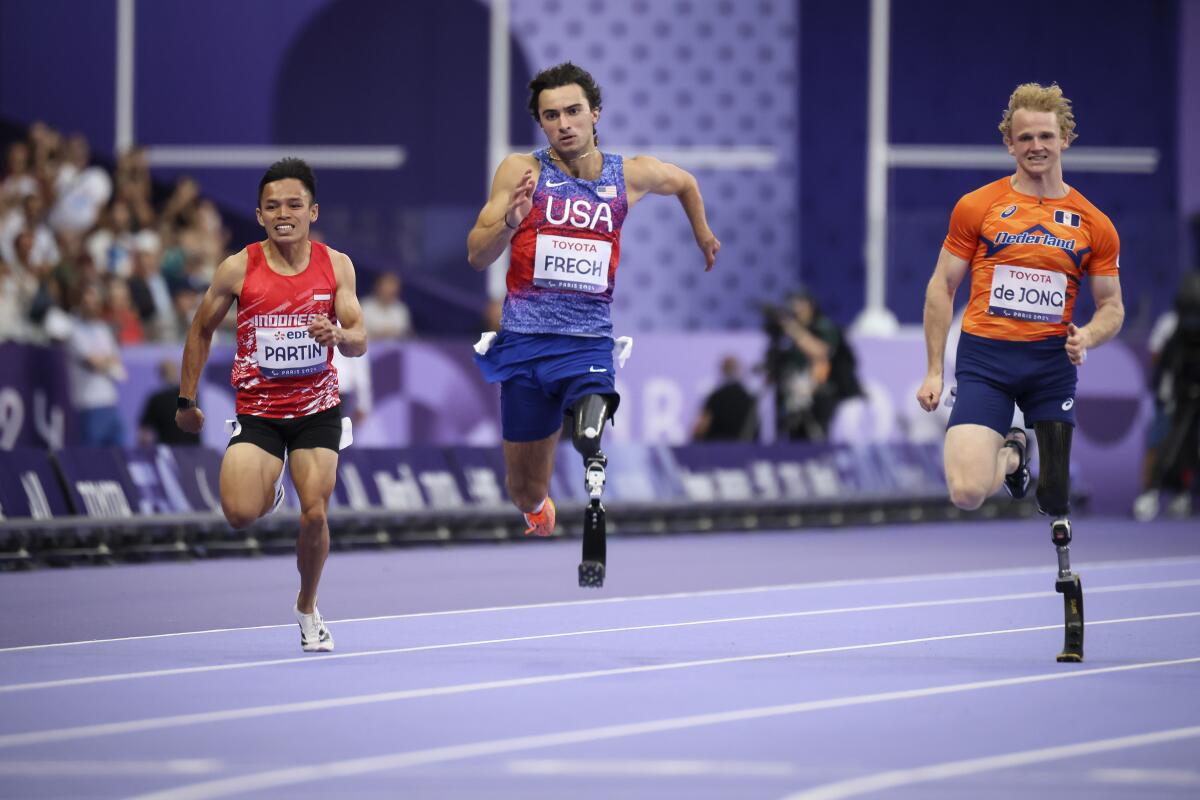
[
  {"xmin": 222, "ymin": 501, "xmax": 260, "ymax": 531},
  {"xmin": 571, "ymin": 394, "xmax": 613, "ymax": 459},
  {"xmin": 505, "ymin": 473, "xmax": 546, "ymax": 513},
  {"xmin": 1035, "ymin": 420, "xmax": 1074, "ymax": 517},
  {"xmin": 946, "ymin": 476, "xmax": 987, "ymax": 511},
  {"xmin": 298, "ymin": 505, "xmax": 328, "ymax": 533}
]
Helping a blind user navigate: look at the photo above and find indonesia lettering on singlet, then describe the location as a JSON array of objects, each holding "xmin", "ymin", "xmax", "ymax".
[{"xmin": 251, "ymin": 312, "xmax": 329, "ymax": 378}]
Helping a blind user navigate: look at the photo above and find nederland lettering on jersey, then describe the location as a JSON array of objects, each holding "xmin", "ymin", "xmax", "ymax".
[
  {"xmin": 502, "ymin": 149, "xmax": 630, "ymax": 338},
  {"xmin": 231, "ymin": 241, "xmax": 341, "ymax": 418},
  {"xmin": 943, "ymin": 177, "xmax": 1120, "ymax": 342}
]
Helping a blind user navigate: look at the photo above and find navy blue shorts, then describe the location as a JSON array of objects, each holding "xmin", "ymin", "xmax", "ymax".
[
  {"xmin": 948, "ymin": 332, "xmax": 1077, "ymax": 434},
  {"xmin": 475, "ymin": 331, "xmax": 620, "ymax": 442}
]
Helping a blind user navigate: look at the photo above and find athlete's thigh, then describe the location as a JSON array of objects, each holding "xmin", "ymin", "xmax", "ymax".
[
  {"xmin": 503, "ymin": 430, "xmax": 561, "ymax": 488},
  {"xmin": 288, "ymin": 446, "xmax": 339, "ymax": 510},
  {"xmin": 221, "ymin": 442, "xmax": 285, "ymax": 508},
  {"xmin": 944, "ymin": 423, "xmax": 1005, "ymax": 484}
]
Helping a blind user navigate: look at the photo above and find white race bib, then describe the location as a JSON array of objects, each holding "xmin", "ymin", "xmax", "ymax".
[
  {"xmin": 987, "ymin": 264, "xmax": 1068, "ymax": 323},
  {"xmin": 533, "ymin": 233, "xmax": 611, "ymax": 293},
  {"xmin": 254, "ymin": 325, "xmax": 328, "ymax": 378}
]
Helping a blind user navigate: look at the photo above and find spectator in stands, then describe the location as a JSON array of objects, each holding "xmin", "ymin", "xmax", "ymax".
[
  {"xmin": 1, "ymin": 141, "xmax": 37, "ymax": 205},
  {"xmin": 360, "ymin": 272, "xmax": 413, "ymax": 339},
  {"xmin": 0, "ymin": 258, "xmax": 33, "ymax": 341},
  {"xmin": 692, "ymin": 355, "xmax": 759, "ymax": 441},
  {"xmin": 127, "ymin": 231, "xmax": 174, "ymax": 339},
  {"xmin": 104, "ymin": 274, "xmax": 144, "ymax": 344},
  {"xmin": 1, "ymin": 192, "xmax": 60, "ymax": 268},
  {"xmin": 139, "ymin": 359, "xmax": 200, "ymax": 446},
  {"xmin": 49, "ymin": 133, "xmax": 112, "ymax": 234},
  {"xmin": 769, "ymin": 288, "xmax": 862, "ymax": 441},
  {"xmin": 67, "ymin": 281, "xmax": 127, "ymax": 446},
  {"xmin": 86, "ymin": 200, "xmax": 137, "ymax": 277}
]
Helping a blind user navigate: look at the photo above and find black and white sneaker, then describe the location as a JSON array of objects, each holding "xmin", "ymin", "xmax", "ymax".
[
  {"xmin": 1002, "ymin": 427, "xmax": 1031, "ymax": 499},
  {"xmin": 294, "ymin": 604, "xmax": 334, "ymax": 652}
]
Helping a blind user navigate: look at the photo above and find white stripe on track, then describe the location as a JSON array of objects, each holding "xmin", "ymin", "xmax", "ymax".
[
  {"xmin": 781, "ymin": 726, "xmax": 1200, "ymax": 799},
  {"xmin": 4, "ymin": 579, "xmax": 1199, "ymax": 694},
  {"xmin": 126, "ymin": 656, "xmax": 1200, "ymax": 800},
  {"xmin": 2, "ymin": 611, "xmax": 1196, "ymax": 750},
  {"xmin": 4, "ymin": 555, "xmax": 1199, "ymax": 653}
]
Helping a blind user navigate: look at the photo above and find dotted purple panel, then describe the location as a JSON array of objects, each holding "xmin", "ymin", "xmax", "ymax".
[{"xmin": 511, "ymin": 0, "xmax": 799, "ymax": 332}]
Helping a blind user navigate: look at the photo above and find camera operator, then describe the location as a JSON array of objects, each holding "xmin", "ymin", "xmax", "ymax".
[
  {"xmin": 1134, "ymin": 271, "xmax": 1200, "ymax": 520},
  {"xmin": 763, "ymin": 289, "xmax": 861, "ymax": 441}
]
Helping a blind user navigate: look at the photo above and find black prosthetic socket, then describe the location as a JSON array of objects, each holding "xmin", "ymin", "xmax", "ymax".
[
  {"xmin": 1034, "ymin": 420, "xmax": 1073, "ymax": 517},
  {"xmin": 1034, "ymin": 421, "xmax": 1083, "ymax": 661},
  {"xmin": 572, "ymin": 394, "xmax": 614, "ymax": 588},
  {"xmin": 572, "ymin": 394, "xmax": 612, "ymax": 459}
]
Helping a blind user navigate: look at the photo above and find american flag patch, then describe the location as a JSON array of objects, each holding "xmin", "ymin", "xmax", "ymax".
[
  {"xmin": 314, "ymin": 293, "xmax": 331, "ymax": 301},
  {"xmin": 597, "ymin": 185, "xmax": 617, "ymax": 199},
  {"xmin": 1054, "ymin": 210, "xmax": 1081, "ymax": 227}
]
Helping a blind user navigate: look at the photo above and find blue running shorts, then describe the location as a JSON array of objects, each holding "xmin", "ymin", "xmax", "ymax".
[
  {"xmin": 475, "ymin": 331, "xmax": 620, "ymax": 442},
  {"xmin": 948, "ymin": 331, "xmax": 1078, "ymax": 434}
]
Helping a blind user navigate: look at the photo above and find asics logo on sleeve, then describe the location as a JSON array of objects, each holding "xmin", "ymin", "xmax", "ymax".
[{"xmin": 1062, "ymin": 398, "xmax": 1074, "ymax": 411}]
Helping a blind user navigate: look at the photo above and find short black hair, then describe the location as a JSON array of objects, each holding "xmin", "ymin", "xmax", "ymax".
[
  {"xmin": 527, "ymin": 62, "xmax": 602, "ymax": 122},
  {"xmin": 258, "ymin": 157, "xmax": 316, "ymax": 205}
]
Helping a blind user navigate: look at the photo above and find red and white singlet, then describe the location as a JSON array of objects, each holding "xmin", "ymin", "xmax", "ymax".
[{"xmin": 231, "ymin": 241, "xmax": 340, "ymax": 417}]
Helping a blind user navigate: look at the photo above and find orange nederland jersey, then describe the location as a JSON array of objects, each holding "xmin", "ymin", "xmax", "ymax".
[{"xmin": 943, "ymin": 176, "xmax": 1120, "ymax": 341}]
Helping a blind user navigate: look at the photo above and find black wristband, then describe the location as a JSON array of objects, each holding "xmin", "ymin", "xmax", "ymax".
[
  {"xmin": 177, "ymin": 396, "xmax": 197, "ymax": 410},
  {"xmin": 504, "ymin": 216, "xmax": 518, "ymax": 230}
]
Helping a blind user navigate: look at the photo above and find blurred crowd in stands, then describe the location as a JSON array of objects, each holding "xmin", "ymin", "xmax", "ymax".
[{"xmin": 0, "ymin": 123, "xmax": 415, "ymax": 349}]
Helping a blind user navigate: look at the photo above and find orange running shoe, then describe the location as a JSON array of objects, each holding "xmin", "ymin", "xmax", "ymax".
[{"xmin": 523, "ymin": 497, "xmax": 556, "ymax": 537}]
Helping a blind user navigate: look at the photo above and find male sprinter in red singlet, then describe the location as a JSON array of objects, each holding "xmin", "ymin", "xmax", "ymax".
[
  {"xmin": 917, "ymin": 83, "xmax": 1125, "ymax": 661},
  {"xmin": 467, "ymin": 62, "xmax": 720, "ymax": 588},
  {"xmin": 176, "ymin": 158, "xmax": 367, "ymax": 652}
]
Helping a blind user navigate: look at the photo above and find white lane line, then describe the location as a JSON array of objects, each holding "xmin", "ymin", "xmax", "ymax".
[
  {"xmin": 508, "ymin": 758, "xmax": 797, "ymax": 778},
  {"xmin": 781, "ymin": 726, "xmax": 1200, "ymax": 799},
  {"xmin": 1090, "ymin": 767, "xmax": 1200, "ymax": 787},
  {"xmin": 0, "ymin": 759, "xmax": 222, "ymax": 776},
  {"xmin": 127, "ymin": 657, "xmax": 1200, "ymax": 800},
  {"xmin": 4, "ymin": 580, "xmax": 1199, "ymax": 694},
  {"xmin": 5, "ymin": 555, "xmax": 1199, "ymax": 654},
  {"xmin": 2, "ymin": 611, "xmax": 1194, "ymax": 750}
]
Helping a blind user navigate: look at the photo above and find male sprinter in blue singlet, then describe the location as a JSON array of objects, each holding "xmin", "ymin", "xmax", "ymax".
[{"xmin": 467, "ymin": 62, "xmax": 720, "ymax": 587}]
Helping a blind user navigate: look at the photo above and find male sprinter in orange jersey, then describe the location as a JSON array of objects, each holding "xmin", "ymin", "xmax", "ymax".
[
  {"xmin": 467, "ymin": 62, "xmax": 719, "ymax": 587},
  {"xmin": 917, "ymin": 83, "xmax": 1124, "ymax": 661},
  {"xmin": 177, "ymin": 158, "xmax": 367, "ymax": 652}
]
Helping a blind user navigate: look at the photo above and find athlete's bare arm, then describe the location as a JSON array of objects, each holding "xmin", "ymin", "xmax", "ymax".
[
  {"xmin": 176, "ymin": 249, "xmax": 247, "ymax": 433},
  {"xmin": 624, "ymin": 155, "xmax": 720, "ymax": 271},
  {"xmin": 313, "ymin": 249, "xmax": 367, "ymax": 357},
  {"xmin": 467, "ymin": 153, "xmax": 541, "ymax": 271},
  {"xmin": 1066, "ymin": 275, "xmax": 1124, "ymax": 366},
  {"xmin": 917, "ymin": 248, "xmax": 970, "ymax": 412}
]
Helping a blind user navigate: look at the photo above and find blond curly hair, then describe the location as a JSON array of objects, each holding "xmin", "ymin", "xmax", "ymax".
[{"xmin": 998, "ymin": 82, "xmax": 1077, "ymax": 145}]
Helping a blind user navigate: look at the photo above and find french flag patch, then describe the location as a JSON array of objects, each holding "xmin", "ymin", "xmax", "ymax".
[
  {"xmin": 1054, "ymin": 210, "xmax": 1081, "ymax": 228},
  {"xmin": 597, "ymin": 185, "xmax": 617, "ymax": 199},
  {"xmin": 314, "ymin": 293, "xmax": 331, "ymax": 301}
]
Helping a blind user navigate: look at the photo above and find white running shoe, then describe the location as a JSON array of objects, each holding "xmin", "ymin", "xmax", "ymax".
[
  {"xmin": 293, "ymin": 604, "xmax": 334, "ymax": 652},
  {"xmin": 1167, "ymin": 492, "xmax": 1193, "ymax": 519},
  {"xmin": 1132, "ymin": 490, "xmax": 1160, "ymax": 522}
]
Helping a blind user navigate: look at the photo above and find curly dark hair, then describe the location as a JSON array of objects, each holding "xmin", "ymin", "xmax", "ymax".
[
  {"xmin": 258, "ymin": 157, "xmax": 316, "ymax": 205},
  {"xmin": 527, "ymin": 62, "xmax": 602, "ymax": 122}
]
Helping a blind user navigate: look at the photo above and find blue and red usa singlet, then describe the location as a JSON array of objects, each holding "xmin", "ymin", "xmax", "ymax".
[
  {"xmin": 231, "ymin": 241, "xmax": 340, "ymax": 417},
  {"xmin": 503, "ymin": 148, "xmax": 629, "ymax": 338}
]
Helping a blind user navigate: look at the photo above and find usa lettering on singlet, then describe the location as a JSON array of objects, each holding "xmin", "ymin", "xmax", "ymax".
[
  {"xmin": 502, "ymin": 148, "xmax": 631, "ymax": 337},
  {"xmin": 942, "ymin": 177, "xmax": 1120, "ymax": 342},
  {"xmin": 231, "ymin": 242, "xmax": 341, "ymax": 418}
]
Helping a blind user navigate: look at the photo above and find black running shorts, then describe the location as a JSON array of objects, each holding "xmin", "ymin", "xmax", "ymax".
[{"xmin": 227, "ymin": 406, "xmax": 343, "ymax": 460}]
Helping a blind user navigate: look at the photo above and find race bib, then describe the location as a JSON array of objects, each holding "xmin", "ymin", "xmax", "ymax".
[
  {"xmin": 533, "ymin": 233, "xmax": 611, "ymax": 293},
  {"xmin": 254, "ymin": 325, "xmax": 328, "ymax": 378},
  {"xmin": 987, "ymin": 264, "xmax": 1067, "ymax": 323}
]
